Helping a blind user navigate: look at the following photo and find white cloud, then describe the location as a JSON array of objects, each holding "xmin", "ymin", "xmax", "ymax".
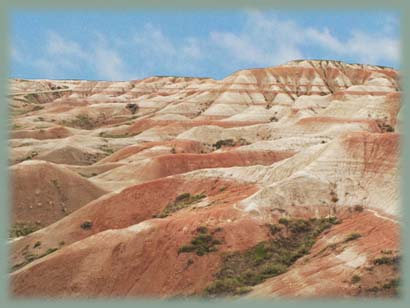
[
  {"xmin": 345, "ymin": 31, "xmax": 400, "ymax": 64},
  {"xmin": 209, "ymin": 11, "xmax": 399, "ymax": 68},
  {"xmin": 94, "ymin": 44, "xmax": 134, "ymax": 80},
  {"xmin": 12, "ymin": 11, "xmax": 399, "ymax": 80},
  {"xmin": 46, "ymin": 31, "xmax": 87, "ymax": 59},
  {"xmin": 182, "ymin": 38, "xmax": 201, "ymax": 59},
  {"xmin": 10, "ymin": 45, "xmax": 23, "ymax": 63}
]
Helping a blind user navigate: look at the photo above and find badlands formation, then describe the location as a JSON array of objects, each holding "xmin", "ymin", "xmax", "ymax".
[{"xmin": 8, "ymin": 60, "xmax": 401, "ymax": 298}]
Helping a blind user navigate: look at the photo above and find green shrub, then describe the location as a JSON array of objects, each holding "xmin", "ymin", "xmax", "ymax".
[
  {"xmin": 178, "ymin": 227, "xmax": 222, "ymax": 256},
  {"xmin": 214, "ymin": 139, "xmax": 235, "ymax": 149},
  {"xmin": 33, "ymin": 241, "xmax": 41, "ymax": 248},
  {"xmin": 278, "ymin": 218, "xmax": 289, "ymax": 225},
  {"xmin": 373, "ymin": 256, "xmax": 400, "ymax": 266},
  {"xmin": 204, "ymin": 278, "xmax": 241, "ymax": 296},
  {"xmin": 288, "ymin": 219, "xmax": 312, "ymax": 233},
  {"xmin": 80, "ymin": 221, "xmax": 93, "ymax": 230},
  {"xmin": 351, "ymin": 275, "xmax": 361, "ymax": 284},
  {"xmin": 353, "ymin": 205, "xmax": 364, "ymax": 212},
  {"xmin": 261, "ymin": 263, "xmax": 287, "ymax": 276}
]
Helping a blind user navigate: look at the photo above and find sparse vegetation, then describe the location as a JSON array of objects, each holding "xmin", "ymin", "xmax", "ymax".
[
  {"xmin": 99, "ymin": 132, "xmax": 130, "ymax": 138},
  {"xmin": 62, "ymin": 114, "xmax": 96, "ymax": 130},
  {"xmin": 99, "ymin": 144, "xmax": 114, "ymax": 154},
  {"xmin": 269, "ymin": 116, "xmax": 278, "ymax": 122},
  {"xmin": 351, "ymin": 275, "xmax": 361, "ymax": 284},
  {"xmin": 365, "ymin": 278, "xmax": 400, "ymax": 295},
  {"xmin": 9, "ymin": 222, "xmax": 42, "ymax": 238},
  {"xmin": 377, "ymin": 120, "xmax": 395, "ymax": 133},
  {"xmin": 344, "ymin": 233, "xmax": 362, "ymax": 242},
  {"xmin": 267, "ymin": 224, "xmax": 282, "ymax": 235},
  {"xmin": 382, "ymin": 278, "xmax": 400, "ymax": 290},
  {"xmin": 214, "ymin": 139, "xmax": 235, "ymax": 149},
  {"xmin": 126, "ymin": 103, "xmax": 139, "ymax": 114},
  {"xmin": 11, "ymin": 246, "xmax": 59, "ymax": 272},
  {"xmin": 212, "ymin": 138, "xmax": 250, "ymax": 150},
  {"xmin": 178, "ymin": 226, "xmax": 223, "ymax": 256},
  {"xmin": 33, "ymin": 241, "xmax": 41, "ymax": 248},
  {"xmin": 373, "ymin": 255, "xmax": 400, "ymax": 266},
  {"xmin": 278, "ymin": 218, "xmax": 289, "ymax": 225},
  {"xmin": 80, "ymin": 220, "xmax": 93, "ymax": 230},
  {"xmin": 353, "ymin": 205, "xmax": 364, "ymax": 212},
  {"xmin": 203, "ymin": 217, "xmax": 339, "ymax": 297},
  {"xmin": 154, "ymin": 193, "xmax": 206, "ymax": 218}
]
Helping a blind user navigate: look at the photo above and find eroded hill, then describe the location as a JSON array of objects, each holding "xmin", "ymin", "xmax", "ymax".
[{"xmin": 8, "ymin": 60, "xmax": 401, "ymax": 298}]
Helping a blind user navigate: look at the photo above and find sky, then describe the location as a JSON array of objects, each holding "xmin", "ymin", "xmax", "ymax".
[{"xmin": 10, "ymin": 10, "xmax": 400, "ymax": 81}]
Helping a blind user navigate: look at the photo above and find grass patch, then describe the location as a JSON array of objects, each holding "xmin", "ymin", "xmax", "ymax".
[
  {"xmin": 154, "ymin": 193, "xmax": 206, "ymax": 218},
  {"xmin": 9, "ymin": 222, "xmax": 42, "ymax": 238},
  {"xmin": 178, "ymin": 226, "xmax": 223, "ymax": 256},
  {"xmin": 203, "ymin": 217, "xmax": 339, "ymax": 297}
]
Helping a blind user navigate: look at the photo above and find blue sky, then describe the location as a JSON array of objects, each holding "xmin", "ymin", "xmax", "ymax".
[{"xmin": 10, "ymin": 10, "xmax": 400, "ymax": 81}]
